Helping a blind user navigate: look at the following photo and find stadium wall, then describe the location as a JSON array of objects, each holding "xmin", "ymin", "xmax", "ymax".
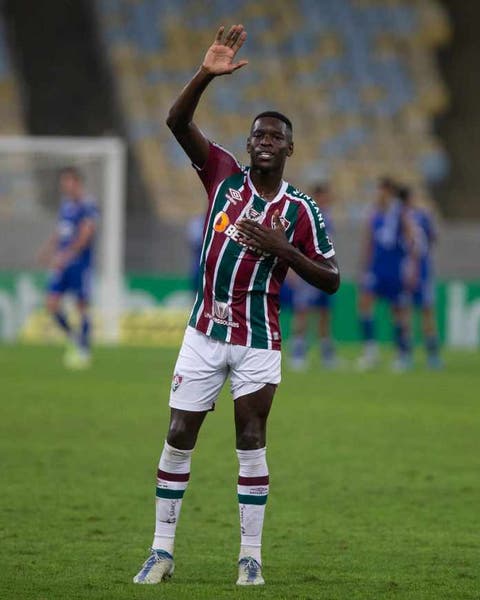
[{"xmin": 0, "ymin": 272, "xmax": 479, "ymax": 349}]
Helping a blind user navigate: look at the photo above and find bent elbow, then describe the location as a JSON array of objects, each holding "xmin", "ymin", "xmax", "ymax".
[
  {"xmin": 327, "ymin": 271, "xmax": 340, "ymax": 295},
  {"xmin": 166, "ymin": 111, "xmax": 176, "ymax": 131}
]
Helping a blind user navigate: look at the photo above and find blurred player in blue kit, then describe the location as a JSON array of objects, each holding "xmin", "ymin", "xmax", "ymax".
[
  {"xmin": 289, "ymin": 183, "xmax": 339, "ymax": 369},
  {"xmin": 39, "ymin": 167, "xmax": 99, "ymax": 369},
  {"xmin": 357, "ymin": 177, "xmax": 417, "ymax": 371},
  {"xmin": 398, "ymin": 185, "xmax": 442, "ymax": 369},
  {"xmin": 186, "ymin": 213, "xmax": 204, "ymax": 293}
]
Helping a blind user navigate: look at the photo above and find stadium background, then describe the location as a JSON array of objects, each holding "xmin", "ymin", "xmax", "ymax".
[
  {"xmin": 1, "ymin": 3, "xmax": 480, "ymax": 600},
  {"xmin": 0, "ymin": 0, "xmax": 479, "ymax": 348}
]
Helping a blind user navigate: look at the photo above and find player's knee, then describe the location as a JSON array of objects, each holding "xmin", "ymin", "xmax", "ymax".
[
  {"xmin": 46, "ymin": 296, "xmax": 59, "ymax": 314},
  {"xmin": 167, "ymin": 420, "xmax": 195, "ymax": 449},
  {"xmin": 236, "ymin": 423, "xmax": 266, "ymax": 450}
]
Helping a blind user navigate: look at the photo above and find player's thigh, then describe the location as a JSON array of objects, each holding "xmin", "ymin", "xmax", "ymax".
[
  {"xmin": 46, "ymin": 271, "xmax": 68, "ymax": 310},
  {"xmin": 70, "ymin": 267, "xmax": 92, "ymax": 305},
  {"xmin": 46, "ymin": 292, "xmax": 62, "ymax": 313},
  {"xmin": 229, "ymin": 344, "xmax": 281, "ymax": 402},
  {"xmin": 169, "ymin": 326, "xmax": 229, "ymax": 413}
]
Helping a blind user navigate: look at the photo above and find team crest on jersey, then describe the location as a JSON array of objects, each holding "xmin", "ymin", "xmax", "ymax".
[
  {"xmin": 171, "ymin": 373, "xmax": 183, "ymax": 392},
  {"xmin": 246, "ymin": 207, "xmax": 263, "ymax": 221},
  {"xmin": 271, "ymin": 215, "xmax": 290, "ymax": 230},
  {"xmin": 226, "ymin": 188, "xmax": 243, "ymax": 206}
]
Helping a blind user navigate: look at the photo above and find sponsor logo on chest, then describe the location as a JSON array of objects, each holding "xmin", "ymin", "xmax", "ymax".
[{"xmin": 212, "ymin": 209, "xmax": 270, "ymax": 257}]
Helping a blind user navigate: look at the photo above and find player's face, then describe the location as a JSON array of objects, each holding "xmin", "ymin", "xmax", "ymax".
[
  {"xmin": 377, "ymin": 183, "xmax": 392, "ymax": 206},
  {"xmin": 59, "ymin": 174, "xmax": 82, "ymax": 199},
  {"xmin": 247, "ymin": 117, "xmax": 294, "ymax": 172}
]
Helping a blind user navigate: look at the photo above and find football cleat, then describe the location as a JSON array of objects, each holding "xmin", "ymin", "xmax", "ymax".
[
  {"xmin": 236, "ymin": 557, "xmax": 265, "ymax": 586},
  {"xmin": 133, "ymin": 548, "xmax": 174, "ymax": 584},
  {"xmin": 391, "ymin": 354, "xmax": 413, "ymax": 373},
  {"xmin": 63, "ymin": 345, "xmax": 91, "ymax": 370}
]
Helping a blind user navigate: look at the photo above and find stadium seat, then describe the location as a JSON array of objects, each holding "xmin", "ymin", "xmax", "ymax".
[{"xmin": 96, "ymin": 0, "xmax": 452, "ymax": 221}]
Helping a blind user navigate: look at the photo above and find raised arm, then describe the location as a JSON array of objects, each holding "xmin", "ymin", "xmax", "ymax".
[{"xmin": 166, "ymin": 25, "xmax": 248, "ymax": 168}]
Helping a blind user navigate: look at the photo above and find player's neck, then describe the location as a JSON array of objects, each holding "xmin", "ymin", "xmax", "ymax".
[{"xmin": 249, "ymin": 169, "xmax": 283, "ymax": 202}]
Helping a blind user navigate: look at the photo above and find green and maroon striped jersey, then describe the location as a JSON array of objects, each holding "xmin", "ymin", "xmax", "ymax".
[{"xmin": 189, "ymin": 142, "xmax": 335, "ymax": 350}]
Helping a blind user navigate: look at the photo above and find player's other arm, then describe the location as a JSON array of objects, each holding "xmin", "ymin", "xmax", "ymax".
[
  {"xmin": 166, "ymin": 25, "xmax": 248, "ymax": 168},
  {"xmin": 37, "ymin": 232, "xmax": 59, "ymax": 267},
  {"xmin": 280, "ymin": 249, "xmax": 339, "ymax": 294}
]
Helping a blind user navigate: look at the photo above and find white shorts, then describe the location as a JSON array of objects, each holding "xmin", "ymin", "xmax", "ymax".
[{"xmin": 169, "ymin": 326, "xmax": 282, "ymax": 412}]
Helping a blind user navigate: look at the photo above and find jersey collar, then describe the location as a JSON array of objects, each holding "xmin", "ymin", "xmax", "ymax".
[{"xmin": 247, "ymin": 170, "xmax": 288, "ymax": 204}]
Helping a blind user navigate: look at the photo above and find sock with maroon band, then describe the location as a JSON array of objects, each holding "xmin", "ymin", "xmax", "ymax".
[
  {"xmin": 237, "ymin": 447, "xmax": 269, "ymax": 565},
  {"xmin": 152, "ymin": 441, "xmax": 193, "ymax": 555}
]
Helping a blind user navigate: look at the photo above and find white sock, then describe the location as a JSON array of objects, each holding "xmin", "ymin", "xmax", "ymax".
[
  {"xmin": 152, "ymin": 441, "xmax": 193, "ymax": 555},
  {"xmin": 237, "ymin": 447, "xmax": 269, "ymax": 565}
]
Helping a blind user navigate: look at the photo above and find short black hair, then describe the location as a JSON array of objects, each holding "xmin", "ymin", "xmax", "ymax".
[
  {"xmin": 378, "ymin": 176, "xmax": 397, "ymax": 192},
  {"xmin": 59, "ymin": 166, "xmax": 84, "ymax": 181},
  {"xmin": 251, "ymin": 111, "xmax": 293, "ymax": 137},
  {"xmin": 397, "ymin": 184, "xmax": 412, "ymax": 204}
]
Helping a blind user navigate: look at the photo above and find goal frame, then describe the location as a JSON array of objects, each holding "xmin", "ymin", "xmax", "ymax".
[{"xmin": 0, "ymin": 135, "xmax": 126, "ymax": 343}]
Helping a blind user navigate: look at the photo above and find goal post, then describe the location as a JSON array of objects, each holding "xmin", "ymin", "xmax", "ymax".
[{"xmin": 0, "ymin": 135, "xmax": 126, "ymax": 343}]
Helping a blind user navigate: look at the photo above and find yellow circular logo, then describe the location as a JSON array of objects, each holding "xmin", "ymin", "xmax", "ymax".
[{"xmin": 213, "ymin": 211, "xmax": 230, "ymax": 232}]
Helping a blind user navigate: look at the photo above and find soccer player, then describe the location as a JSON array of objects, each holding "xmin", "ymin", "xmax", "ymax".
[
  {"xmin": 357, "ymin": 177, "xmax": 416, "ymax": 371},
  {"xmin": 398, "ymin": 185, "xmax": 442, "ymax": 369},
  {"xmin": 39, "ymin": 166, "xmax": 98, "ymax": 369},
  {"xmin": 133, "ymin": 24, "xmax": 339, "ymax": 586},
  {"xmin": 289, "ymin": 183, "xmax": 339, "ymax": 370}
]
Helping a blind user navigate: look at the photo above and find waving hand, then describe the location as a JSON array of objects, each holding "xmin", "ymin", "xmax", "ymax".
[{"xmin": 202, "ymin": 25, "xmax": 248, "ymax": 76}]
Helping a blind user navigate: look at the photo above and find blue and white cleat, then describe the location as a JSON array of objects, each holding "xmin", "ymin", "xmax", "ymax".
[
  {"xmin": 133, "ymin": 548, "xmax": 174, "ymax": 584},
  {"xmin": 236, "ymin": 557, "xmax": 265, "ymax": 586}
]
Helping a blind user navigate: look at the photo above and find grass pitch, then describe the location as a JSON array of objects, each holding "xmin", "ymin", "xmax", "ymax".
[{"xmin": 1, "ymin": 344, "xmax": 479, "ymax": 600}]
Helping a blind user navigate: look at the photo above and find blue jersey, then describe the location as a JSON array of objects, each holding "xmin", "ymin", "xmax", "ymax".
[
  {"xmin": 412, "ymin": 208, "xmax": 435, "ymax": 281},
  {"xmin": 56, "ymin": 196, "xmax": 98, "ymax": 269},
  {"xmin": 369, "ymin": 200, "xmax": 408, "ymax": 282},
  {"xmin": 186, "ymin": 214, "xmax": 205, "ymax": 291}
]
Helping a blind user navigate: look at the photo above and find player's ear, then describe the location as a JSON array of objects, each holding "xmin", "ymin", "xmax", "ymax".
[
  {"xmin": 287, "ymin": 141, "xmax": 294, "ymax": 157},
  {"xmin": 246, "ymin": 136, "xmax": 252, "ymax": 154}
]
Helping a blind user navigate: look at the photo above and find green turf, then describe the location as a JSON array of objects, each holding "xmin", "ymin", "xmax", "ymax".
[{"xmin": 1, "ymin": 344, "xmax": 479, "ymax": 600}]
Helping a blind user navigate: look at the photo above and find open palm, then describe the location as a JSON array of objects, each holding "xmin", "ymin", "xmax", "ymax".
[{"xmin": 202, "ymin": 24, "xmax": 248, "ymax": 76}]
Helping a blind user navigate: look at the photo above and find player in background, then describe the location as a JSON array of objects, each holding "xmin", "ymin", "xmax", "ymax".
[
  {"xmin": 186, "ymin": 213, "xmax": 204, "ymax": 293},
  {"xmin": 289, "ymin": 183, "xmax": 339, "ymax": 370},
  {"xmin": 133, "ymin": 25, "xmax": 339, "ymax": 586},
  {"xmin": 398, "ymin": 185, "xmax": 442, "ymax": 369},
  {"xmin": 357, "ymin": 177, "xmax": 417, "ymax": 371},
  {"xmin": 38, "ymin": 167, "xmax": 98, "ymax": 369}
]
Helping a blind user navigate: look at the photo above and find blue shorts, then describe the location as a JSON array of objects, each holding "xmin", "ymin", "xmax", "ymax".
[
  {"xmin": 291, "ymin": 280, "xmax": 332, "ymax": 310},
  {"xmin": 362, "ymin": 271, "xmax": 409, "ymax": 307},
  {"xmin": 412, "ymin": 278, "xmax": 435, "ymax": 309},
  {"xmin": 47, "ymin": 264, "xmax": 92, "ymax": 302}
]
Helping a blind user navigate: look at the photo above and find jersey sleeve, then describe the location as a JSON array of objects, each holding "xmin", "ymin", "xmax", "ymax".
[
  {"xmin": 193, "ymin": 141, "xmax": 242, "ymax": 202},
  {"xmin": 293, "ymin": 199, "xmax": 335, "ymax": 260}
]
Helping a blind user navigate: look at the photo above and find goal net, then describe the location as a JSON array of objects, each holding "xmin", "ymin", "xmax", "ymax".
[{"xmin": 0, "ymin": 136, "xmax": 126, "ymax": 343}]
